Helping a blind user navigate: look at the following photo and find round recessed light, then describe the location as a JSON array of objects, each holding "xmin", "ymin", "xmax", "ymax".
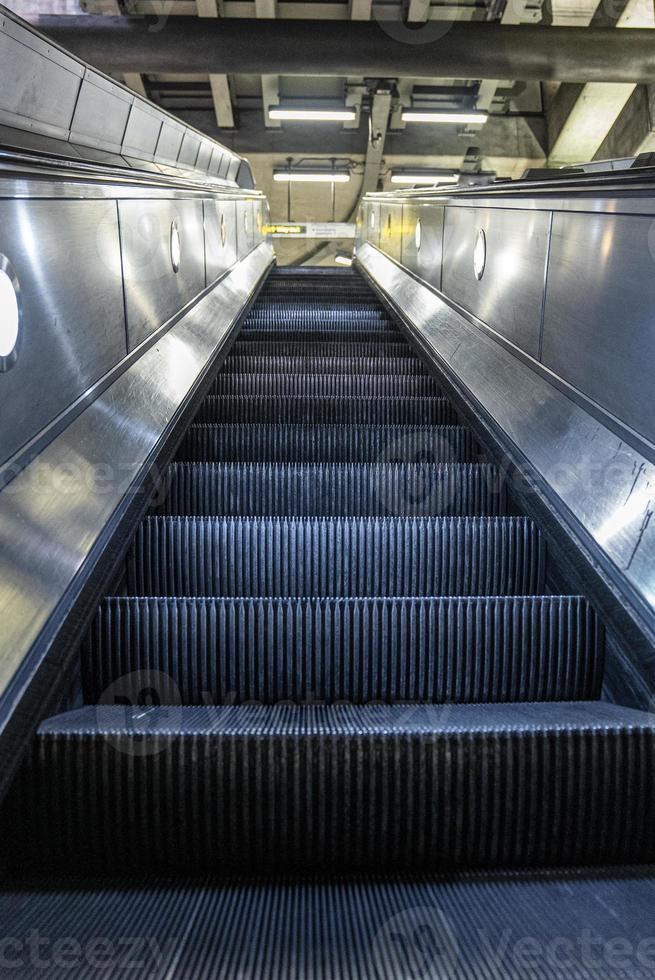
[
  {"xmin": 415, "ymin": 218, "xmax": 422, "ymax": 252},
  {"xmin": 170, "ymin": 221, "xmax": 181, "ymax": 273},
  {"xmin": 220, "ymin": 212, "xmax": 227, "ymax": 248},
  {"xmin": 473, "ymin": 227, "xmax": 487, "ymax": 280},
  {"xmin": 244, "ymin": 211, "xmax": 249, "ymax": 233},
  {"xmin": 0, "ymin": 257, "xmax": 21, "ymax": 371},
  {"xmin": 370, "ymin": 210, "xmax": 376, "ymax": 230}
]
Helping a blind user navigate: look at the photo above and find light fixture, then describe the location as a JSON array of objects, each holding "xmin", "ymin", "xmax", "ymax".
[
  {"xmin": 273, "ymin": 170, "xmax": 350, "ymax": 183},
  {"xmin": 401, "ymin": 110, "xmax": 489, "ymax": 125},
  {"xmin": 0, "ymin": 256, "xmax": 21, "ymax": 371},
  {"xmin": 170, "ymin": 221, "xmax": 181, "ymax": 273},
  {"xmin": 390, "ymin": 171, "xmax": 459, "ymax": 186},
  {"xmin": 335, "ymin": 253, "xmax": 353, "ymax": 266},
  {"xmin": 269, "ymin": 107, "xmax": 357, "ymax": 122},
  {"xmin": 473, "ymin": 228, "xmax": 487, "ymax": 281}
]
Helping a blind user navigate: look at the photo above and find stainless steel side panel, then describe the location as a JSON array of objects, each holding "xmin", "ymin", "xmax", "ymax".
[
  {"xmin": 69, "ymin": 70, "xmax": 133, "ymax": 155},
  {"xmin": 401, "ymin": 202, "xmax": 444, "ymax": 290},
  {"xmin": 358, "ymin": 243, "xmax": 655, "ymax": 618},
  {"xmin": 204, "ymin": 199, "xmax": 238, "ymax": 282},
  {"xmin": 0, "ymin": 198, "xmax": 126, "ymax": 468},
  {"xmin": 542, "ymin": 211, "xmax": 655, "ymax": 447},
  {"xmin": 0, "ymin": 243, "xmax": 274, "ymax": 740},
  {"xmin": 119, "ymin": 198, "xmax": 206, "ymax": 351},
  {"xmin": 0, "ymin": 14, "xmax": 83, "ymax": 141},
  {"xmin": 122, "ymin": 98, "xmax": 162, "ymax": 163},
  {"xmin": 442, "ymin": 206, "xmax": 550, "ymax": 359},
  {"xmin": 154, "ymin": 119, "xmax": 186, "ymax": 167},
  {"xmin": 236, "ymin": 199, "xmax": 255, "ymax": 258},
  {"xmin": 178, "ymin": 130, "xmax": 201, "ymax": 169},
  {"xmin": 379, "ymin": 201, "xmax": 402, "ymax": 263}
]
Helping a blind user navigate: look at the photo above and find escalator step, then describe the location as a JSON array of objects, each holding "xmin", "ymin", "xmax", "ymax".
[
  {"xmin": 157, "ymin": 462, "xmax": 506, "ymax": 517},
  {"xmin": 1, "ymin": 866, "xmax": 654, "ymax": 977},
  {"xmin": 218, "ymin": 354, "xmax": 431, "ymax": 376},
  {"xmin": 231, "ymin": 340, "xmax": 418, "ymax": 359},
  {"xmin": 177, "ymin": 423, "xmax": 479, "ymax": 463},
  {"xmin": 239, "ymin": 329, "xmax": 402, "ymax": 344},
  {"xmin": 195, "ymin": 395, "xmax": 457, "ymax": 425},
  {"xmin": 210, "ymin": 373, "xmax": 442, "ymax": 399},
  {"xmin": 82, "ymin": 595, "xmax": 604, "ymax": 705},
  {"xmin": 244, "ymin": 309, "xmax": 393, "ymax": 327},
  {"xmin": 126, "ymin": 516, "xmax": 545, "ymax": 597},
  {"xmin": 6, "ymin": 702, "xmax": 654, "ymax": 872}
]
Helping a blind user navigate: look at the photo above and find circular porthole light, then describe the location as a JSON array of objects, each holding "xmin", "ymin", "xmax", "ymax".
[
  {"xmin": 170, "ymin": 221, "xmax": 181, "ymax": 273},
  {"xmin": 0, "ymin": 257, "xmax": 21, "ymax": 371},
  {"xmin": 244, "ymin": 211, "xmax": 249, "ymax": 234},
  {"xmin": 256, "ymin": 210, "xmax": 262, "ymax": 232},
  {"xmin": 370, "ymin": 210, "xmax": 376, "ymax": 230},
  {"xmin": 220, "ymin": 212, "xmax": 227, "ymax": 248},
  {"xmin": 415, "ymin": 219, "xmax": 422, "ymax": 252},
  {"xmin": 473, "ymin": 228, "xmax": 487, "ymax": 280}
]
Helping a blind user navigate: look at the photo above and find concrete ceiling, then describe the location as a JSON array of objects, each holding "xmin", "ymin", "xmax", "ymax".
[{"xmin": 11, "ymin": 0, "xmax": 655, "ymax": 265}]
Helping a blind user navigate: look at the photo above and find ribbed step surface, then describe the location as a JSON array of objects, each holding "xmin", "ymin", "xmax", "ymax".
[
  {"xmin": 231, "ymin": 339, "xmax": 418, "ymax": 359},
  {"xmin": 1, "ymin": 867, "xmax": 653, "ymax": 980},
  {"xmin": 196, "ymin": 396, "xmax": 457, "ymax": 425},
  {"xmin": 126, "ymin": 516, "xmax": 544, "ymax": 597},
  {"xmin": 177, "ymin": 424, "xmax": 479, "ymax": 463},
  {"xmin": 219, "ymin": 354, "xmax": 431, "ymax": 376},
  {"xmin": 240, "ymin": 329, "xmax": 402, "ymax": 344},
  {"xmin": 210, "ymin": 373, "xmax": 441, "ymax": 398},
  {"xmin": 5, "ymin": 702, "xmax": 653, "ymax": 873},
  {"xmin": 244, "ymin": 308, "xmax": 393, "ymax": 328},
  {"xmin": 83, "ymin": 595, "xmax": 604, "ymax": 705},
  {"xmin": 158, "ymin": 462, "xmax": 507, "ymax": 517}
]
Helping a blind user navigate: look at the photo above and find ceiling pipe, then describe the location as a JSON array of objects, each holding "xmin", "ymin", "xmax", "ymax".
[{"xmin": 31, "ymin": 17, "xmax": 655, "ymax": 85}]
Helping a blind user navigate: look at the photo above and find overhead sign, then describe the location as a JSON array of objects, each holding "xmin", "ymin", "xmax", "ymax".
[{"xmin": 264, "ymin": 222, "xmax": 356, "ymax": 239}]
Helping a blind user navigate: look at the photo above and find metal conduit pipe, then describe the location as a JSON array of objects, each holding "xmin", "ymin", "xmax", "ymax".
[{"xmin": 32, "ymin": 17, "xmax": 655, "ymax": 85}]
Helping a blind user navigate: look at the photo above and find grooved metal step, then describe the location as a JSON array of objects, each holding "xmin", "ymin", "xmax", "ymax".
[
  {"xmin": 6, "ymin": 702, "xmax": 653, "ymax": 873},
  {"xmin": 210, "ymin": 373, "xmax": 442, "ymax": 399},
  {"xmin": 1, "ymin": 866, "xmax": 653, "ymax": 979},
  {"xmin": 177, "ymin": 424, "xmax": 479, "ymax": 463},
  {"xmin": 126, "ymin": 516, "xmax": 545, "ymax": 597},
  {"xmin": 83, "ymin": 595, "xmax": 604, "ymax": 705},
  {"xmin": 231, "ymin": 340, "xmax": 418, "ymax": 359},
  {"xmin": 244, "ymin": 309, "xmax": 393, "ymax": 327},
  {"xmin": 157, "ymin": 462, "xmax": 506, "ymax": 517},
  {"xmin": 239, "ymin": 329, "xmax": 402, "ymax": 344},
  {"xmin": 218, "ymin": 354, "xmax": 431, "ymax": 376},
  {"xmin": 195, "ymin": 395, "xmax": 458, "ymax": 425}
]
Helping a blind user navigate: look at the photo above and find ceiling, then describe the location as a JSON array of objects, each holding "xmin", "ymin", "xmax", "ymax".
[{"xmin": 10, "ymin": 0, "xmax": 655, "ymax": 264}]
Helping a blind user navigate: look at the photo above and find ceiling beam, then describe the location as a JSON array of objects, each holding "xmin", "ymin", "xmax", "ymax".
[
  {"xmin": 547, "ymin": 0, "xmax": 652, "ymax": 164},
  {"xmin": 32, "ymin": 17, "xmax": 655, "ymax": 84},
  {"xmin": 196, "ymin": 0, "xmax": 235, "ymax": 130}
]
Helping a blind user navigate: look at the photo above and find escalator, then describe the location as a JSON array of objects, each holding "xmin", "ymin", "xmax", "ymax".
[{"xmin": 1, "ymin": 268, "xmax": 654, "ymax": 977}]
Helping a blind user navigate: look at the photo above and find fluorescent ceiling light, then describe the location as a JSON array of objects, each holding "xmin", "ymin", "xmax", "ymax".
[
  {"xmin": 273, "ymin": 171, "xmax": 351, "ymax": 183},
  {"xmin": 390, "ymin": 172, "xmax": 459, "ymax": 185},
  {"xmin": 401, "ymin": 110, "xmax": 489, "ymax": 125},
  {"xmin": 335, "ymin": 254, "xmax": 353, "ymax": 266},
  {"xmin": 269, "ymin": 108, "xmax": 357, "ymax": 122}
]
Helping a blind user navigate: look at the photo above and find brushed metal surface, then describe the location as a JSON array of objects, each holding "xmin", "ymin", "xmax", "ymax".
[
  {"xmin": 400, "ymin": 202, "xmax": 444, "ymax": 290},
  {"xmin": 0, "ymin": 198, "xmax": 126, "ymax": 467},
  {"xmin": 0, "ymin": 9, "xmax": 249, "ymax": 186},
  {"xmin": 121, "ymin": 98, "xmax": 162, "ymax": 163},
  {"xmin": 69, "ymin": 70, "xmax": 133, "ymax": 155},
  {"xmin": 119, "ymin": 198, "xmax": 206, "ymax": 350},
  {"xmin": 0, "ymin": 13, "xmax": 82, "ymax": 141},
  {"xmin": 542, "ymin": 211, "xmax": 655, "ymax": 447},
  {"xmin": 236, "ymin": 199, "xmax": 255, "ymax": 258},
  {"xmin": 178, "ymin": 130, "xmax": 201, "ymax": 170},
  {"xmin": 0, "ymin": 243, "xmax": 273, "ymax": 748},
  {"xmin": 379, "ymin": 201, "xmax": 402, "ymax": 263},
  {"xmin": 204, "ymin": 199, "xmax": 238, "ymax": 282},
  {"xmin": 442, "ymin": 206, "xmax": 550, "ymax": 359},
  {"xmin": 357, "ymin": 243, "xmax": 655, "ymax": 625}
]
